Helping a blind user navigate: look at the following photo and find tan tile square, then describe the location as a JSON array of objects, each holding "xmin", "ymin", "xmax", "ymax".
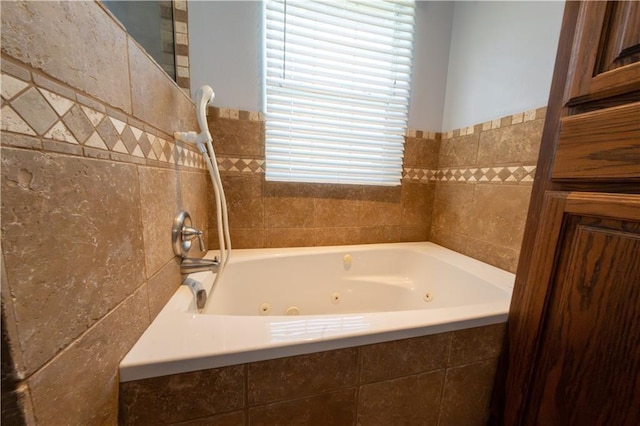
[
  {"xmin": 215, "ymin": 174, "xmax": 263, "ymax": 229},
  {"xmin": 449, "ymin": 323, "xmax": 506, "ymax": 366},
  {"xmin": 360, "ymin": 333, "xmax": 450, "ymax": 383},
  {"xmin": 401, "ymin": 182, "xmax": 435, "ymax": 228},
  {"xmin": 430, "ymin": 227, "xmax": 469, "ymax": 255},
  {"xmin": 11, "ymin": 87, "xmax": 58, "ymax": 135},
  {"xmin": 400, "ymin": 225, "xmax": 429, "ymax": 242},
  {"xmin": 208, "ymin": 116, "xmax": 264, "ymax": 157},
  {"xmin": 535, "ymin": 106, "xmax": 547, "ymax": 120},
  {"xmin": 438, "ymin": 133, "xmax": 479, "ymax": 168},
  {"xmin": 138, "ymin": 167, "xmax": 178, "ymax": 277},
  {"xmin": 524, "ymin": 109, "xmax": 536, "ymax": 122},
  {"xmin": 61, "ymin": 104, "xmax": 94, "ymax": 144},
  {"xmin": 128, "ymin": 38, "xmax": 196, "ymax": 135},
  {"xmin": 439, "ymin": 359, "xmax": 498, "ymax": 426},
  {"xmin": 1, "ymin": 148, "xmax": 146, "ymax": 373},
  {"xmin": 2, "ymin": 1, "xmax": 131, "ymax": 112},
  {"xmin": 210, "ymin": 228, "xmax": 264, "ymax": 249},
  {"xmin": 147, "ymin": 259, "xmax": 181, "ymax": 320},
  {"xmin": 28, "ymin": 287, "xmax": 150, "ymax": 426},
  {"xmin": 511, "ymin": 112, "xmax": 524, "ymax": 124},
  {"xmin": 314, "ymin": 197, "xmax": 360, "ymax": 227},
  {"xmin": 264, "ymin": 227, "xmax": 316, "ymax": 247},
  {"xmin": 249, "ymin": 389, "xmax": 356, "ymax": 426},
  {"xmin": 473, "ymin": 184, "xmax": 532, "ymax": 250},
  {"xmin": 358, "ymin": 370, "xmax": 444, "ymax": 426},
  {"xmin": 248, "ymin": 348, "xmax": 358, "ymax": 404},
  {"xmin": 120, "ymin": 364, "xmax": 244, "ymax": 425},
  {"xmin": 313, "ymin": 226, "xmax": 361, "ymax": 246},
  {"xmin": 95, "ymin": 117, "xmax": 119, "ymax": 150},
  {"xmin": 431, "ymin": 183, "xmax": 475, "ymax": 236}
]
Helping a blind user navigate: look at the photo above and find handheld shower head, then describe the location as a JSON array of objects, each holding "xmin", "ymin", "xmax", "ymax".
[
  {"xmin": 175, "ymin": 85, "xmax": 216, "ymax": 148},
  {"xmin": 195, "ymin": 85, "xmax": 215, "ymax": 134}
]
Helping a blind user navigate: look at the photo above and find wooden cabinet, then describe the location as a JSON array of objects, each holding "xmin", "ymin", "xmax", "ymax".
[
  {"xmin": 552, "ymin": 1, "xmax": 640, "ymax": 181},
  {"xmin": 564, "ymin": 1, "xmax": 640, "ymax": 104},
  {"xmin": 495, "ymin": 1, "xmax": 640, "ymax": 425},
  {"xmin": 523, "ymin": 192, "xmax": 640, "ymax": 425}
]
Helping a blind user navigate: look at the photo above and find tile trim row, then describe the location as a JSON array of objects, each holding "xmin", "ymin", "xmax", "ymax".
[
  {"xmin": 0, "ymin": 63, "xmax": 205, "ymax": 171},
  {"xmin": 440, "ymin": 107, "xmax": 547, "ymax": 139},
  {"xmin": 209, "ymin": 107, "xmax": 546, "ymax": 142},
  {"xmin": 173, "ymin": 0, "xmax": 191, "ymax": 92},
  {"xmin": 424, "ymin": 165, "xmax": 536, "ymax": 183},
  {"xmin": 214, "ymin": 158, "xmax": 537, "ymax": 185}
]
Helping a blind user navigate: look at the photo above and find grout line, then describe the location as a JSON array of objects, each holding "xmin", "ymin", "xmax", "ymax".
[
  {"xmin": 125, "ymin": 35, "xmax": 134, "ymax": 118},
  {"xmin": 18, "ymin": 284, "xmax": 147, "ymax": 383},
  {"xmin": 244, "ymin": 363, "xmax": 250, "ymax": 426},
  {"xmin": 354, "ymin": 346, "xmax": 363, "ymax": 423},
  {"xmin": 436, "ymin": 333, "xmax": 453, "ymax": 426}
]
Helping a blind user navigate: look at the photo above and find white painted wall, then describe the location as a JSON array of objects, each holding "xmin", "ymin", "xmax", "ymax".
[
  {"xmin": 188, "ymin": 1, "xmax": 564, "ymax": 132},
  {"xmin": 408, "ymin": 1, "xmax": 453, "ymax": 130},
  {"xmin": 188, "ymin": 0, "xmax": 452, "ymax": 129},
  {"xmin": 441, "ymin": 1, "xmax": 564, "ymax": 131},
  {"xmin": 188, "ymin": 1, "xmax": 262, "ymax": 111}
]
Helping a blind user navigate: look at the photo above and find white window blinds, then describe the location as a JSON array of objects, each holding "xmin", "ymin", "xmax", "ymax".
[{"xmin": 264, "ymin": 0, "xmax": 416, "ymax": 186}]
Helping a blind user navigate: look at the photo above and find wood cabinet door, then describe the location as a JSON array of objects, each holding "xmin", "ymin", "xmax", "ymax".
[
  {"xmin": 521, "ymin": 192, "xmax": 640, "ymax": 425},
  {"xmin": 497, "ymin": 3, "xmax": 640, "ymax": 424},
  {"xmin": 565, "ymin": 0, "xmax": 640, "ymax": 105},
  {"xmin": 552, "ymin": 1, "xmax": 640, "ymax": 181}
]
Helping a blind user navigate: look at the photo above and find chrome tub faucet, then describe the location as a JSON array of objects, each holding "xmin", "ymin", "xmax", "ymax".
[{"xmin": 172, "ymin": 211, "xmax": 219, "ymax": 275}]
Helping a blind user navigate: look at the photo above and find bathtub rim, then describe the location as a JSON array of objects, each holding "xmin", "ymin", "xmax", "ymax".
[{"xmin": 119, "ymin": 242, "xmax": 514, "ymax": 382}]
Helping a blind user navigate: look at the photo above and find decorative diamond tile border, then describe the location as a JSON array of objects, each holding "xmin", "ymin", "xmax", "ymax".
[
  {"xmin": 216, "ymin": 157, "xmax": 265, "ymax": 173},
  {"xmin": 422, "ymin": 165, "xmax": 537, "ymax": 183},
  {"xmin": 2, "ymin": 61, "xmax": 540, "ymax": 183},
  {"xmin": 1, "ymin": 63, "xmax": 205, "ymax": 171},
  {"xmin": 213, "ymin": 161, "xmax": 535, "ymax": 183},
  {"xmin": 402, "ymin": 168, "xmax": 438, "ymax": 182}
]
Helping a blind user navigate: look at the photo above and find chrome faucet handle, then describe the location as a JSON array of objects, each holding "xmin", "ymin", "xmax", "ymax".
[
  {"xmin": 182, "ymin": 226, "xmax": 206, "ymax": 252},
  {"xmin": 172, "ymin": 211, "xmax": 206, "ymax": 257}
]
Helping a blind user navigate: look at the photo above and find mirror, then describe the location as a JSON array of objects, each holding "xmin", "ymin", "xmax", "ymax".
[{"xmin": 102, "ymin": 0, "xmax": 191, "ymax": 91}]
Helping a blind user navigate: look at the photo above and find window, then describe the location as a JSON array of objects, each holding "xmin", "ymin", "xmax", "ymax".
[{"xmin": 264, "ymin": 0, "xmax": 416, "ymax": 186}]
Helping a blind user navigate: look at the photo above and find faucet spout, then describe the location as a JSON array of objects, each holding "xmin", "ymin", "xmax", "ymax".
[{"xmin": 180, "ymin": 257, "xmax": 219, "ymax": 275}]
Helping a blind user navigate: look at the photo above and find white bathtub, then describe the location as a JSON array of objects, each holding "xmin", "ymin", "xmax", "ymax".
[{"xmin": 119, "ymin": 242, "xmax": 514, "ymax": 382}]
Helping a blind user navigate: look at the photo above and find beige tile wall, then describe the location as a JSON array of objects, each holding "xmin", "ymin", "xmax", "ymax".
[
  {"xmin": 431, "ymin": 107, "xmax": 546, "ymax": 272},
  {"xmin": 0, "ymin": 1, "xmax": 208, "ymax": 423},
  {"xmin": 120, "ymin": 323, "xmax": 505, "ymax": 425},
  {"xmin": 0, "ymin": 2, "xmax": 546, "ymax": 424},
  {"xmin": 205, "ymin": 108, "xmax": 439, "ymax": 249},
  {"xmin": 204, "ymin": 105, "xmax": 543, "ymax": 275}
]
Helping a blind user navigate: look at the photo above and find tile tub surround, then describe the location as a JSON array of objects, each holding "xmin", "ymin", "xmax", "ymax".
[
  {"xmin": 431, "ymin": 107, "xmax": 546, "ymax": 273},
  {"xmin": 204, "ymin": 106, "xmax": 542, "ymax": 273},
  {"xmin": 1, "ymin": 0, "xmax": 208, "ymax": 423},
  {"xmin": 205, "ymin": 107, "xmax": 440, "ymax": 249},
  {"xmin": 119, "ymin": 323, "xmax": 505, "ymax": 425}
]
